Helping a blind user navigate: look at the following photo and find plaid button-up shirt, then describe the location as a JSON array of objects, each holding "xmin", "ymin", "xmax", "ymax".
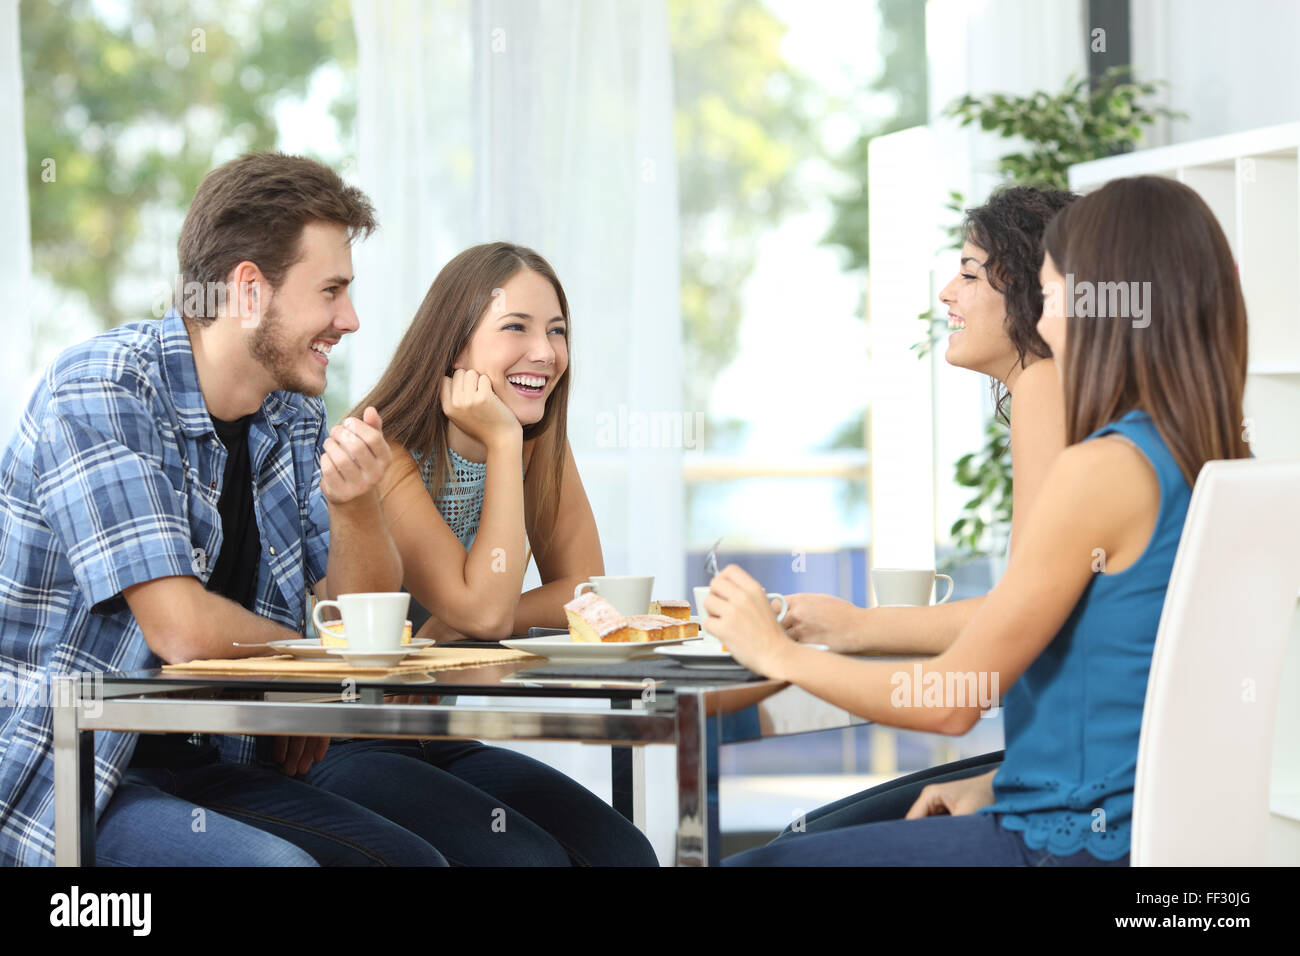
[{"xmin": 0, "ymin": 310, "xmax": 331, "ymax": 865}]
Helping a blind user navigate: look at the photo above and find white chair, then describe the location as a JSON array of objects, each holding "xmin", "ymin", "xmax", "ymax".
[{"xmin": 1131, "ymin": 458, "xmax": 1300, "ymax": 865}]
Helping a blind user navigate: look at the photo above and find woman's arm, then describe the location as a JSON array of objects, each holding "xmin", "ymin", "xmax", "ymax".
[
  {"xmin": 381, "ymin": 440, "xmax": 528, "ymax": 640},
  {"xmin": 707, "ymin": 437, "xmax": 1159, "ymax": 733},
  {"xmin": 513, "ymin": 437, "xmax": 605, "ymax": 631},
  {"xmin": 1007, "ymin": 357, "xmax": 1067, "ymax": 547},
  {"xmin": 784, "ymin": 359, "xmax": 1069, "ymax": 657},
  {"xmin": 781, "ymin": 593, "xmax": 982, "ymax": 655}
]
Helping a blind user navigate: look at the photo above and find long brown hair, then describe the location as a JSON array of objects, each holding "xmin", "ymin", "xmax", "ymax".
[
  {"xmin": 1042, "ymin": 175, "xmax": 1250, "ymax": 485},
  {"xmin": 351, "ymin": 242, "xmax": 571, "ymax": 545}
]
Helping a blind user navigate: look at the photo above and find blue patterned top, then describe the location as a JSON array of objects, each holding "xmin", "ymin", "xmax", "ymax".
[
  {"xmin": 978, "ymin": 408, "xmax": 1192, "ymax": 861},
  {"xmin": 411, "ymin": 447, "xmax": 488, "ymax": 550}
]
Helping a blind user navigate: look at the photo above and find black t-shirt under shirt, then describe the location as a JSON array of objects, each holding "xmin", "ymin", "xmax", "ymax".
[
  {"xmin": 203, "ymin": 414, "xmax": 261, "ymax": 612},
  {"xmin": 129, "ymin": 414, "xmax": 260, "ymax": 769}
]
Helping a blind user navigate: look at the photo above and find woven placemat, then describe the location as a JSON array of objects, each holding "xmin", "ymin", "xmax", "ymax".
[
  {"xmin": 516, "ymin": 658, "xmax": 764, "ymax": 682},
  {"xmin": 163, "ymin": 646, "xmax": 538, "ymax": 678}
]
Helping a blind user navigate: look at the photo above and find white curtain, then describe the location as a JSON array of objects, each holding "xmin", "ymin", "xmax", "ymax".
[
  {"xmin": 350, "ymin": 0, "xmax": 684, "ymax": 863},
  {"xmin": 0, "ymin": 0, "xmax": 33, "ymax": 439},
  {"xmin": 350, "ymin": 0, "xmax": 683, "ymax": 594}
]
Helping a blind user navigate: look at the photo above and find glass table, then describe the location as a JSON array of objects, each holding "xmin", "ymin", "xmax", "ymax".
[{"xmin": 51, "ymin": 648, "xmax": 869, "ymax": 866}]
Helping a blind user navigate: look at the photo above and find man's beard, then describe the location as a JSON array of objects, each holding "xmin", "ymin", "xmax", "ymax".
[{"xmin": 246, "ymin": 300, "xmax": 325, "ymax": 397}]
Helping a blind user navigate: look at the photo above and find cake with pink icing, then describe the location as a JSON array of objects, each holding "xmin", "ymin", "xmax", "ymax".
[
  {"xmin": 564, "ymin": 593, "xmax": 699, "ymax": 643},
  {"xmin": 648, "ymin": 599, "xmax": 691, "ymax": 621},
  {"xmin": 625, "ymin": 614, "xmax": 699, "ymax": 642}
]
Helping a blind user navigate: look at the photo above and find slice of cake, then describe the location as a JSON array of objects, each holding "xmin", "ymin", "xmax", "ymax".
[
  {"xmin": 565, "ymin": 594, "xmax": 700, "ymax": 643},
  {"xmin": 318, "ymin": 620, "xmax": 413, "ymax": 647},
  {"xmin": 626, "ymin": 614, "xmax": 700, "ymax": 642},
  {"xmin": 648, "ymin": 599, "xmax": 691, "ymax": 621},
  {"xmin": 565, "ymin": 591, "xmax": 629, "ymax": 643}
]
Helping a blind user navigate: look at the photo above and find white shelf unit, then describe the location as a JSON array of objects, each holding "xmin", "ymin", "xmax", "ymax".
[{"xmin": 1071, "ymin": 123, "xmax": 1300, "ymax": 861}]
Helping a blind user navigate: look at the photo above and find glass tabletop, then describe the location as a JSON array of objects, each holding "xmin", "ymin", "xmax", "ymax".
[{"xmin": 95, "ymin": 656, "xmax": 784, "ymax": 704}]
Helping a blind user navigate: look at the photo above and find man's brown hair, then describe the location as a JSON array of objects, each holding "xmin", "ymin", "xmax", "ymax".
[{"xmin": 176, "ymin": 152, "xmax": 377, "ymax": 324}]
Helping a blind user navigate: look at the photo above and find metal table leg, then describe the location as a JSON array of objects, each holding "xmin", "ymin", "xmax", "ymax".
[
  {"xmin": 53, "ymin": 675, "xmax": 96, "ymax": 866},
  {"xmin": 611, "ymin": 699, "xmax": 634, "ymax": 822},
  {"xmin": 675, "ymin": 688, "xmax": 719, "ymax": 866}
]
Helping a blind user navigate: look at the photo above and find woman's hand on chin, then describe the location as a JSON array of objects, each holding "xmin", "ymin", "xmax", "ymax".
[
  {"xmin": 441, "ymin": 368, "xmax": 522, "ymax": 448},
  {"xmin": 703, "ymin": 564, "xmax": 796, "ymax": 678}
]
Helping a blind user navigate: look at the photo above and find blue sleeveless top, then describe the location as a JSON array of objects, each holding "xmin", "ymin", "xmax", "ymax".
[
  {"xmin": 411, "ymin": 447, "xmax": 488, "ymax": 550},
  {"xmin": 979, "ymin": 408, "xmax": 1192, "ymax": 861}
]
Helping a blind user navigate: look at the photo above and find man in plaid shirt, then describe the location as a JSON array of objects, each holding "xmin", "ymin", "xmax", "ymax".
[{"xmin": 0, "ymin": 153, "xmax": 445, "ymax": 865}]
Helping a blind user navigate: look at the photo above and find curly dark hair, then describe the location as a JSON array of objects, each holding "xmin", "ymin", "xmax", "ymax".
[{"xmin": 961, "ymin": 184, "xmax": 1078, "ymax": 421}]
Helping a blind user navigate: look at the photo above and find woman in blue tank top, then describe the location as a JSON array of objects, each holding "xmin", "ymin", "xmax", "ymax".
[
  {"xmin": 766, "ymin": 186, "xmax": 1078, "ymax": 832},
  {"xmin": 713, "ymin": 175, "xmax": 1251, "ymax": 865}
]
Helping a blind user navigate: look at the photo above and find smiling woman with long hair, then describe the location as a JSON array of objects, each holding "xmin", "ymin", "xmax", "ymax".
[
  {"xmin": 299, "ymin": 242, "xmax": 657, "ymax": 867},
  {"xmin": 353, "ymin": 241, "xmax": 601, "ymax": 641},
  {"xmin": 715, "ymin": 175, "xmax": 1250, "ymax": 865}
]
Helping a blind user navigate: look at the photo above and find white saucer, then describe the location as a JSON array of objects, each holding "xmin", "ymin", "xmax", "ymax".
[
  {"xmin": 323, "ymin": 646, "xmax": 426, "ymax": 667},
  {"xmin": 501, "ymin": 634, "xmax": 691, "ymax": 663},
  {"xmin": 654, "ymin": 640, "xmax": 830, "ymax": 669},
  {"xmin": 654, "ymin": 640, "xmax": 744, "ymax": 668},
  {"xmin": 272, "ymin": 638, "xmax": 433, "ymax": 660}
]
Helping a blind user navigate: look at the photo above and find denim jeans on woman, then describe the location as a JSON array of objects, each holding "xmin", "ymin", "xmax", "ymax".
[{"xmin": 727, "ymin": 750, "xmax": 1128, "ymax": 866}]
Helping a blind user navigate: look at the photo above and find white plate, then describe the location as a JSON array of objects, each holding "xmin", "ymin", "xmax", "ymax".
[
  {"xmin": 324, "ymin": 647, "xmax": 423, "ymax": 667},
  {"xmin": 655, "ymin": 640, "xmax": 830, "ymax": 669},
  {"xmin": 272, "ymin": 638, "xmax": 433, "ymax": 660},
  {"xmin": 500, "ymin": 634, "xmax": 692, "ymax": 662},
  {"xmin": 654, "ymin": 640, "xmax": 745, "ymax": 668}
]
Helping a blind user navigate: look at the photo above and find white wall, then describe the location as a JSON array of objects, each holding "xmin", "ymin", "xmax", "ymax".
[{"xmin": 1132, "ymin": 0, "xmax": 1300, "ymax": 148}]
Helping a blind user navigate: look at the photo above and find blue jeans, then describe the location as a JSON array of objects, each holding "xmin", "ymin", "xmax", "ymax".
[
  {"xmin": 304, "ymin": 738, "xmax": 659, "ymax": 866},
  {"xmin": 96, "ymin": 761, "xmax": 448, "ymax": 866},
  {"xmin": 773, "ymin": 749, "xmax": 1007, "ymax": 838},
  {"xmin": 730, "ymin": 750, "xmax": 1128, "ymax": 866},
  {"xmin": 725, "ymin": 810, "xmax": 1130, "ymax": 866}
]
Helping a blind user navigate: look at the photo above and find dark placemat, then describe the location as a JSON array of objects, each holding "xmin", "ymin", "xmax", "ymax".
[{"xmin": 516, "ymin": 658, "xmax": 764, "ymax": 682}]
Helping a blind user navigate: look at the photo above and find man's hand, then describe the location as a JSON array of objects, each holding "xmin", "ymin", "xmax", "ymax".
[
  {"xmin": 703, "ymin": 564, "xmax": 795, "ymax": 677},
  {"xmin": 781, "ymin": 593, "xmax": 869, "ymax": 652},
  {"xmin": 904, "ymin": 770, "xmax": 997, "ymax": 819},
  {"xmin": 440, "ymin": 369, "xmax": 521, "ymax": 447},
  {"xmin": 268, "ymin": 735, "xmax": 331, "ymax": 776},
  {"xmin": 320, "ymin": 406, "xmax": 392, "ymax": 506}
]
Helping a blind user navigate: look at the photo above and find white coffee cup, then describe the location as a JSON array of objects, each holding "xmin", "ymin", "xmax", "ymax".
[
  {"xmin": 694, "ymin": 584, "xmax": 788, "ymax": 645},
  {"xmin": 573, "ymin": 575, "xmax": 654, "ymax": 616},
  {"xmin": 312, "ymin": 592, "xmax": 411, "ymax": 651},
  {"xmin": 870, "ymin": 568, "xmax": 954, "ymax": 607}
]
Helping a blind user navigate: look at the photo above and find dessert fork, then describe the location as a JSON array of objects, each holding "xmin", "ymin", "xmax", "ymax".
[{"xmin": 705, "ymin": 537, "xmax": 722, "ymax": 579}]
